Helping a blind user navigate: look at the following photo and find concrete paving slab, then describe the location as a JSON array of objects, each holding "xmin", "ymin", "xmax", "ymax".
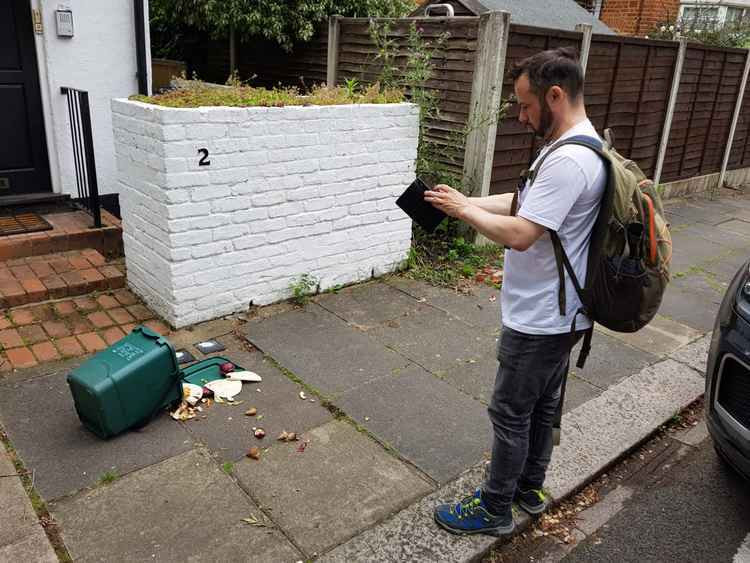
[
  {"xmin": 180, "ymin": 335, "xmax": 332, "ymax": 463},
  {"xmin": 545, "ymin": 359, "xmax": 705, "ymax": 500},
  {"xmin": 666, "ymin": 202, "xmax": 735, "ymax": 226},
  {"xmin": 0, "ymin": 446, "xmax": 38, "ymax": 548},
  {"xmin": 336, "ymin": 363, "xmax": 491, "ymax": 484},
  {"xmin": 681, "ymin": 223, "xmax": 750, "ymax": 251},
  {"xmin": 318, "ymin": 458, "xmax": 532, "ymax": 563},
  {"xmin": 315, "ymin": 281, "xmax": 427, "ymax": 329},
  {"xmin": 51, "ymin": 448, "xmax": 302, "ymax": 563},
  {"xmin": 0, "ymin": 366, "xmax": 194, "ymax": 501},
  {"xmin": 702, "ymin": 251, "xmax": 747, "ymax": 283},
  {"xmin": 386, "ymin": 277, "xmax": 502, "ymax": 331},
  {"xmin": 564, "ymin": 375, "xmax": 603, "ymax": 413},
  {"xmin": 716, "ymin": 218, "xmax": 750, "ymax": 238},
  {"xmin": 244, "ymin": 303, "xmax": 412, "ymax": 397},
  {"xmin": 368, "ymin": 306, "xmax": 498, "ymax": 403},
  {"xmin": 571, "ymin": 331, "xmax": 659, "ymax": 390},
  {"xmin": 669, "ymin": 333, "xmax": 711, "ymax": 375},
  {"xmin": 0, "ymin": 526, "xmax": 57, "ymax": 563},
  {"xmin": 659, "ymin": 274, "xmax": 723, "ymax": 332},
  {"xmin": 233, "ymin": 420, "xmax": 433, "ymax": 557},
  {"xmin": 668, "ymin": 230, "xmax": 726, "ymax": 274},
  {"xmin": 596, "ymin": 315, "xmax": 701, "ymax": 358}
]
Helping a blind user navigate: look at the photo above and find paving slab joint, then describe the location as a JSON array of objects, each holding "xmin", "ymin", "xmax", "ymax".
[{"xmin": 0, "ymin": 424, "xmax": 71, "ymax": 561}]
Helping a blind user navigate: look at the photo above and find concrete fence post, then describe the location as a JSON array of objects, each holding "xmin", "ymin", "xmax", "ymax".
[
  {"xmin": 326, "ymin": 16, "xmax": 342, "ymax": 87},
  {"xmin": 462, "ymin": 11, "xmax": 511, "ymax": 201},
  {"xmin": 575, "ymin": 23, "xmax": 593, "ymax": 76},
  {"xmin": 653, "ymin": 38, "xmax": 688, "ymax": 187},
  {"xmin": 718, "ymin": 49, "xmax": 750, "ymax": 192}
]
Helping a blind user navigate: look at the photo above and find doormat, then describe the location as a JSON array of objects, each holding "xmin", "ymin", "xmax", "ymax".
[{"xmin": 0, "ymin": 213, "xmax": 53, "ymax": 237}]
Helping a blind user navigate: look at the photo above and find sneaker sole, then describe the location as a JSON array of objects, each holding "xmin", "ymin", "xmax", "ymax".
[
  {"xmin": 433, "ymin": 513, "xmax": 515, "ymax": 537},
  {"xmin": 517, "ymin": 499, "xmax": 548, "ymax": 515}
]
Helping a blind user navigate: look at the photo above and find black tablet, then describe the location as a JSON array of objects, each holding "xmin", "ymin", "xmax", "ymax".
[{"xmin": 396, "ymin": 177, "xmax": 446, "ymax": 233}]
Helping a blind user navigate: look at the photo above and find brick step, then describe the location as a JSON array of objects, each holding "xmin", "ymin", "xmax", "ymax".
[
  {"xmin": 0, "ymin": 210, "xmax": 123, "ymax": 261},
  {"xmin": 0, "ymin": 249, "xmax": 125, "ymax": 308}
]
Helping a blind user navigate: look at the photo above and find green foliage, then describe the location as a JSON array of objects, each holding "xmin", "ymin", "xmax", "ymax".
[
  {"xmin": 647, "ymin": 17, "xmax": 750, "ymax": 48},
  {"xmin": 222, "ymin": 462, "xmax": 234, "ymax": 474},
  {"xmin": 150, "ymin": 0, "xmax": 418, "ymax": 54},
  {"xmin": 290, "ymin": 274, "xmax": 320, "ymax": 306},
  {"xmin": 98, "ymin": 471, "xmax": 118, "ymax": 485},
  {"xmin": 131, "ymin": 83, "xmax": 404, "ymax": 108},
  {"xmin": 405, "ymin": 230, "xmax": 504, "ymax": 289}
]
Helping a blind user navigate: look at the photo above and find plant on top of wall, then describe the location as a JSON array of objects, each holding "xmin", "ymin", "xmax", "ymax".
[{"xmin": 131, "ymin": 82, "xmax": 405, "ymax": 108}]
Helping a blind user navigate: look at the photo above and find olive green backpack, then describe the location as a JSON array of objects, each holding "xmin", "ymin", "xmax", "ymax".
[{"xmin": 524, "ymin": 131, "xmax": 673, "ymax": 369}]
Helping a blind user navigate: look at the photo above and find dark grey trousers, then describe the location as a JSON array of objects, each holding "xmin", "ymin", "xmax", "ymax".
[{"xmin": 482, "ymin": 326, "xmax": 580, "ymax": 513}]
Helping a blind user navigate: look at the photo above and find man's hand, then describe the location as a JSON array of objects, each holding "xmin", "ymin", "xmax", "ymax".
[{"xmin": 424, "ymin": 184, "xmax": 472, "ymax": 219}]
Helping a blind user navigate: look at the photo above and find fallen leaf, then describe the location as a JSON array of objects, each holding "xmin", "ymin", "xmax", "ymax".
[
  {"xmin": 241, "ymin": 514, "xmax": 267, "ymax": 527},
  {"xmin": 246, "ymin": 447, "xmax": 261, "ymax": 460}
]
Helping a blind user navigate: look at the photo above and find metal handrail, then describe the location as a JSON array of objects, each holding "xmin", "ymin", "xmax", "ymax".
[{"xmin": 60, "ymin": 87, "xmax": 102, "ymax": 228}]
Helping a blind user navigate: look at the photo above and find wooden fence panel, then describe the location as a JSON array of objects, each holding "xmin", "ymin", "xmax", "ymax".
[
  {"xmin": 728, "ymin": 69, "xmax": 750, "ymax": 171},
  {"xmin": 662, "ymin": 45, "xmax": 746, "ymax": 182},
  {"xmin": 490, "ymin": 25, "xmax": 581, "ymax": 195},
  {"xmin": 337, "ymin": 17, "xmax": 480, "ymax": 180}
]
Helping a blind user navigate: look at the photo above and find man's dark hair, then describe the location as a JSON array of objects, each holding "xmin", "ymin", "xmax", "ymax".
[{"xmin": 509, "ymin": 47, "xmax": 584, "ymax": 101}]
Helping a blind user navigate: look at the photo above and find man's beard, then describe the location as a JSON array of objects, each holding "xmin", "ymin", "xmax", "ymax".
[{"xmin": 533, "ymin": 99, "xmax": 555, "ymax": 141}]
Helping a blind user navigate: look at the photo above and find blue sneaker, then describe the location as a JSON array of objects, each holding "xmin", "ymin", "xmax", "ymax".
[{"xmin": 433, "ymin": 489, "xmax": 515, "ymax": 536}]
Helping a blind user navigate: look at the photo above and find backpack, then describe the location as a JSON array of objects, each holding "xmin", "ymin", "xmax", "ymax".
[{"xmin": 521, "ymin": 131, "xmax": 672, "ymax": 369}]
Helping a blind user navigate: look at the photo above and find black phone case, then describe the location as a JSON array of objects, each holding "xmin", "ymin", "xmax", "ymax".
[{"xmin": 396, "ymin": 178, "xmax": 446, "ymax": 233}]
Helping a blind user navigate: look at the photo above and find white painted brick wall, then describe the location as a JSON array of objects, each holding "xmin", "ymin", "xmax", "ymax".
[{"xmin": 112, "ymin": 99, "xmax": 418, "ymax": 327}]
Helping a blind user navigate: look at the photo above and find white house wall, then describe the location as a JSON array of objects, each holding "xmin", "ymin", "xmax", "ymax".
[{"xmin": 32, "ymin": 0, "xmax": 151, "ymax": 197}]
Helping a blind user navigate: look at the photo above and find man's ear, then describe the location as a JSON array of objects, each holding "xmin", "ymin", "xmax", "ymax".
[{"xmin": 546, "ymin": 85, "xmax": 564, "ymax": 107}]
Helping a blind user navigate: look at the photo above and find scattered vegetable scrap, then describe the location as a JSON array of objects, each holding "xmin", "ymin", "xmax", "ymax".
[
  {"xmin": 299, "ymin": 391, "xmax": 307, "ymax": 400},
  {"xmin": 246, "ymin": 447, "xmax": 261, "ymax": 460},
  {"xmin": 245, "ymin": 408, "xmax": 258, "ymax": 417},
  {"xmin": 277, "ymin": 431, "xmax": 298, "ymax": 442},
  {"xmin": 254, "ymin": 428, "xmax": 266, "ymax": 439}
]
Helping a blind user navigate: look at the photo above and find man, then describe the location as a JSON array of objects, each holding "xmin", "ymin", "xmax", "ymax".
[{"xmin": 426, "ymin": 47, "xmax": 606, "ymax": 536}]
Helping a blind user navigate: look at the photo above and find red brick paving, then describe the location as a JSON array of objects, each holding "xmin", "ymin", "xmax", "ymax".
[
  {"xmin": 73, "ymin": 296, "xmax": 98, "ymax": 311},
  {"xmin": 87, "ymin": 311, "xmax": 114, "ymax": 329},
  {"xmin": 0, "ymin": 329, "xmax": 23, "ymax": 349},
  {"xmin": 56, "ymin": 336, "xmax": 84, "ymax": 358},
  {"xmin": 6, "ymin": 347, "xmax": 37, "ymax": 369},
  {"xmin": 0, "ymin": 318, "xmax": 11, "ymax": 330},
  {"xmin": 9, "ymin": 309, "xmax": 34, "ymax": 326},
  {"xmin": 143, "ymin": 319, "xmax": 171, "ymax": 335},
  {"xmin": 108, "ymin": 307, "xmax": 135, "ymax": 325},
  {"xmin": 113, "ymin": 289, "xmax": 138, "ymax": 306},
  {"xmin": 77, "ymin": 332, "xmax": 107, "ymax": 353},
  {"xmin": 102, "ymin": 326, "xmax": 126, "ymax": 345},
  {"xmin": 18, "ymin": 324, "xmax": 47, "ymax": 345},
  {"xmin": 0, "ymin": 250, "xmax": 124, "ymax": 309},
  {"xmin": 31, "ymin": 342, "xmax": 59, "ymax": 362},
  {"xmin": 43, "ymin": 320, "xmax": 71, "ymax": 339},
  {"xmin": 53, "ymin": 301, "xmax": 76, "ymax": 316},
  {"xmin": 68, "ymin": 315, "xmax": 94, "ymax": 335},
  {"xmin": 127, "ymin": 305, "xmax": 153, "ymax": 321},
  {"xmin": 96, "ymin": 294, "xmax": 119, "ymax": 310}
]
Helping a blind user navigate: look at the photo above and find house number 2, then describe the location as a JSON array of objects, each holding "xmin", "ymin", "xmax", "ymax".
[{"xmin": 198, "ymin": 148, "xmax": 210, "ymax": 166}]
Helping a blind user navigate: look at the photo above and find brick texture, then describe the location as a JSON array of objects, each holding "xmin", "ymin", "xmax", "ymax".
[
  {"xmin": 600, "ymin": 0, "xmax": 680, "ymax": 34},
  {"xmin": 113, "ymin": 99, "xmax": 417, "ymax": 328}
]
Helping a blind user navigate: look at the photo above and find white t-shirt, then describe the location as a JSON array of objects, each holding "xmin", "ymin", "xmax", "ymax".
[{"xmin": 501, "ymin": 119, "xmax": 606, "ymax": 335}]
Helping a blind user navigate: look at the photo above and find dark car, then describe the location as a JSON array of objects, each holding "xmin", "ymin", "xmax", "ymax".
[{"xmin": 706, "ymin": 259, "xmax": 750, "ymax": 479}]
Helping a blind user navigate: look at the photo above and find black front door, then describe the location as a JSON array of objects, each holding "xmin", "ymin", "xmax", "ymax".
[{"xmin": 0, "ymin": 0, "xmax": 52, "ymax": 195}]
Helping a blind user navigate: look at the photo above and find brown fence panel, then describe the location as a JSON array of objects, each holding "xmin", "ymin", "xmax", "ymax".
[
  {"xmin": 585, "ymin": 36, "xmax": 677, "ymax": 178},
  {"xmin": 490, "ymin": 25, "xmax": 582, "ymax": 195},
  {"xmin": 728, "ymin": 61, "xmax": 750, "ymax": 171},
  {"xmin": 662, "ymin": 45, "xmax": 746, "ymax": 182},
  {"xmin": 337, "ymin": 17, "xmax": 480, "ymax": 181}
]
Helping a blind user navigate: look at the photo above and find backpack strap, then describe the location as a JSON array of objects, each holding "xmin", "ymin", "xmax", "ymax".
[{"xmin": 527, "ymin": 134, "xmax": 608, "ymax": 369}]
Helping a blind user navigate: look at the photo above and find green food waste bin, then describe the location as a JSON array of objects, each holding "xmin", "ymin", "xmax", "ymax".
[{"xmin": 67, "ymin": 326, "xmax": 182, "ymax": 439}]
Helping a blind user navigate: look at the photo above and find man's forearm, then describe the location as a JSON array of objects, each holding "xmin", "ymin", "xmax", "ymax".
[
  {"xmin": 468, "ymin": 193, "xmax": 514, "ymax": 216},
  {"xmin": 458, "ymin": 205, "xmax": 542, "ymax": 251}
]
